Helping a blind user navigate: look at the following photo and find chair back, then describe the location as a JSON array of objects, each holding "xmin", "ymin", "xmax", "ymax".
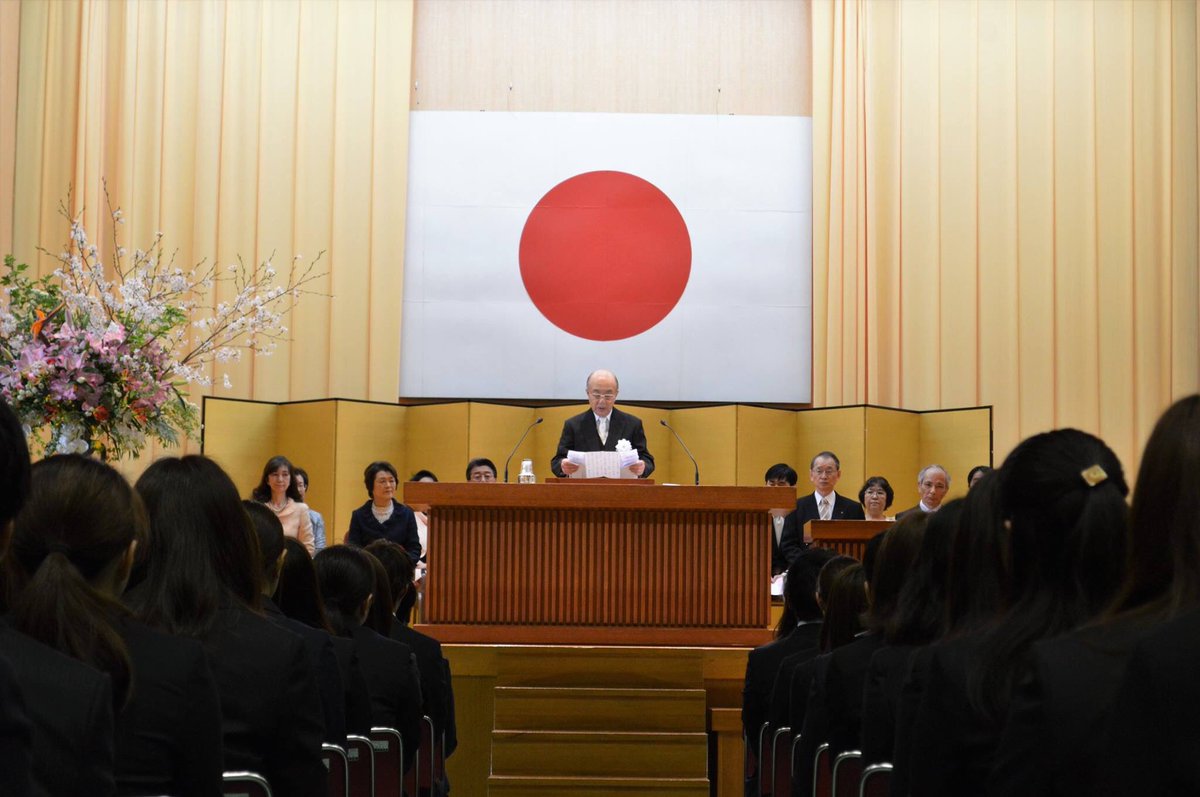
[
  {"xmin": 345, "ymin": 734, "xmax": 377, "ymax": 797},
  {"xmin": 755, "ymin": 722, "xmax": 772, "ymax": 795},
  {"xmin": 812, "ymin": 743, "xmax": 832, "ymax": 797},
  {"xmin": 369, "ymin": 727, "xmax": 405, "ymax": 797},
  {"xmin": 831, "ymin": 751, "xmax": 864, "ymax": 797},
  {"xmin": 858, "ymin": 762, "xmax": 894, "ymax": 797},
  {"xmin": 770, "ymin": 727, "xmax": 792, "ymax": 796},
  {"xmin": 222, "ymin": 771, "xmax": 272, "ymax": 797},
  {"xmin": 402, "ymin": 715, "xmax": 438, "ymax": 795},
  {"xmin": 323, "ymin": 743, "xmax": 350, "ymax": 797}
]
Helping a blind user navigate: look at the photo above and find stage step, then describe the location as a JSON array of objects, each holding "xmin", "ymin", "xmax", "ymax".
[
  {"xmin": 490, "ymin": 730, "xmax": 708, "ymax": 778},
  {"xmin": 487, "ymin": 775, "xmax": 710, "ymax": 796},
  {"xmin": 494, "ymin": 687, "xmax": 706, "ymax": 732},
  {"xmin": 495, "ymin": 647, "xmax": 704, "ymax": 688}
]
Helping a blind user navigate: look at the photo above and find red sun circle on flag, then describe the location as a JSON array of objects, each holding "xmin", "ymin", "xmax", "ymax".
[{"xmin": 518, "ymin": 170, "xmax": 692, "ymax": 341}]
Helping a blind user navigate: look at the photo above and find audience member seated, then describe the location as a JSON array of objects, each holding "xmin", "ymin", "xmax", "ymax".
[
  {"xmin": 367, "ymin": 540, "xmax": 458, "ymax": 760},
  {"xmin": 966, "ymin": 464, "xmax": 992, "ymax": 490},
  {"xmin": 346, "ymin": 461, "xmax": 422, "ymax": 562},
  {"xmin": 316, "ymin": 546, "xmax": 423, "ymax": 765},
  {"xmin": 993, "ymin": 395, "xmax": 1200, "ymax": 796},
  {"xmin": 0, "ymin": 401, "xmax": 112, "ymax": 797},
  {"xmin": 906, "ymin": 430, "xmax": 1128, "ymax": 796},
  {"xmin": 764, "ymin": 463, "xmax": 798, "ymax": 576},
  {"xmin": 778, "ymin": 451, "xmax": 865, "ymax": 567},
  {"xmin": 292, "ymin": 467, "xmax": 326, "ymax": 552},
  {"xmin": 466, "ymin": 458, "xmax": 497, "ymax": 482},
  {"xmin": 129, "ymin": 456, "xmax": 326, "ymax": 797},
  {"xmin": 895, "ymin": 464, "xmax": 950, "ymax": 518},
  {"xmin": 250, "ymin": 455, "xmax": 315, "ymax": 554},
  {"xmin": 245, "ymin": 501, "xmax": 346, "ymax": 745},
  {"xmin": 858, "ymin": 476, "xmax": 895, "ymax": 521},
  {"xmin": 275, "ymin": 536, "xmax": 373, "ymax": 737}
]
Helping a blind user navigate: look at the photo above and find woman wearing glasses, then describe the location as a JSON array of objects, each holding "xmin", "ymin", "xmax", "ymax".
[
  {"xmin": 344, "ymin": 461, "xmax": 421, "ymax": 563},
  {"xmin": 859, "ymin": 476, "xmax": 896, "ymax": 521}
]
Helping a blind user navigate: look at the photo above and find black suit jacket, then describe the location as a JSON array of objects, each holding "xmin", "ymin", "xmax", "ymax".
[
  {"xmin": 765, "ymin": 624, "xmax": 823, "ymax": 730},
  {"xmin": 115, "ymin": 618, "xmax": 223, "ymax": 797},
  {"xmin": 262, "ymin": 598, "xmax": 347, "ymax": 745},
  {"xmin": 823, "ymin": 631, "xmax": 885, "ymax": 757},
  {"xmin": 860, "ymin": 643, "xmax": 918, "ymax": 767},
  {"xmin": 390, "ymin": 622, "xmax": 457, "ymax": 755},
  {"xmin": 349, "ymin": 625, "xmax": 422, "ymax": 769},
  {"xmin": 329, "ymin": 636, "xmax": 374, "ymax": 737},
  {"xmin": 0, "ymin": 622, "xmax": 114, "ymax": 797},
  {"xmin": 346, "ymin": 499, "xmax": 422, "ymax": 563},
  {"xmin": 550, "ymin": 407, "xmax": 655, "ymax": 478},
  {"xmin": 741, "ymin": 620, "xmax": 822, "ymax": 741},
  {"xmin": 779, "ymin": 493, "xmax": 865, "ymax": 566},
  {"xmin": 202, "ymin": 605, "xmax": 326, "ymax": 797},
  {"xmin": 0, "ymin": 649, "xmax": 31, "ymax": 797}
]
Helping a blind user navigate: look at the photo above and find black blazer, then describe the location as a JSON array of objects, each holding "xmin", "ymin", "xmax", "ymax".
[
  {"xmin": 261, "ymin": 598, "xmax": 347, "ymax": 745},
  {"xmin": 115, "ymin": 618, "xmax": 223, "ymax": 797},
  {"xmin": 991, "ymin": 618, "xmax": 1150, "ymax": 797},
  {"xmin": 346, "ymin": 500, "xmax": 422, "ymax": 563},
  {"xmin": 741, "ymin": 620, "xmax": 822, "ymax": 741},
  {"xmin": 763, "ymin": 623, "xmax": 823, "ymax": 730},
  {"xmin": 0, "ymin": 622, "xmax": 114, "ymax": 797},
  {"xmin": 792, "ymin": 652, "xmax": 835, "ymax": 791},
  {"xmin": 779, "ymin": 493, "xmax": 865, "ymax": 566},
  {"xmin": 390, "ymin": 621, "xmax": 456, "ymax": 754},
  {"xmin": 1096, "ymin": 607, "xmax": 1200, "ymax": 797},
  {"xmin": 329, "ymin": 636, "xmax": 374, "ymax": 737},
  {"xmin": 349, "ymin": 625, "xmax": 423, "ymax": 768},
  {"xmin": 860, "ymin": 643, "xmax": 918, "ymax": 767},
  {"xmin": 202, "ymin": 605, "xmax": 326, "ymax": 797},
  {"xmin": 0, "ymin": 649, "xmax": 31, "ymax": 797},
  {"xmin": 550, "ymin": 407, "xmax": 655, "ymax": 478},
  {"xmin": 823, "ymin": 631, "xmax": 885, "ymax": 758}
]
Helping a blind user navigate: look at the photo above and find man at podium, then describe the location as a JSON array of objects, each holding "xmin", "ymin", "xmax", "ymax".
[{"xmin": 550, "ymin": 369, "xmax": 655, "ymax": 478}]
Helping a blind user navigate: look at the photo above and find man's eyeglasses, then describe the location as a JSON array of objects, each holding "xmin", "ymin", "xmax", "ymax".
[
  {"xmin": 811, "ymin": 468, "xmax": 838, "ymax": 477},
  {"xmin": 589, "ymin": 391, "xmax": 616, "ymax": 401}
]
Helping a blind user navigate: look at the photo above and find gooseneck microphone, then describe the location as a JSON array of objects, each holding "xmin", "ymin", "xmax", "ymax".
[
  {"xmin": 660, "ymin": 419, "xmax": 700, "ymax": 485},
  {"xmin": 504, "ymin": 417, "xmax": 544, "ymax": 482}
]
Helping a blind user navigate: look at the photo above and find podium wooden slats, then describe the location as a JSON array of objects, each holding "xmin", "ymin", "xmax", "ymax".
[
  {"xmin": 404, "ymin": 483, "xmax": 792, "ymax": 646},
  {"xmin": 804, "ymin": 519, "xmax": 894, "ymax": 561}
]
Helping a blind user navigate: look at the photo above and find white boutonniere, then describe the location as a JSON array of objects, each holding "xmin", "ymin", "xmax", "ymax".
[{"xmin": 615, "ymin": 439, "xmax": 632, "ymax": 453}]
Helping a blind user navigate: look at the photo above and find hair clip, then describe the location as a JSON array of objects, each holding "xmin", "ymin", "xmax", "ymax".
[{"xmin": 1081, "ymin": 464, "xmax": 1108, "ymax": 488}]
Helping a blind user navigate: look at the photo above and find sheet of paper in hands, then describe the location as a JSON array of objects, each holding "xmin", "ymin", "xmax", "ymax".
[{"xmin": 566, "ymin": 445, "xmax": 640, "ymax": 479}]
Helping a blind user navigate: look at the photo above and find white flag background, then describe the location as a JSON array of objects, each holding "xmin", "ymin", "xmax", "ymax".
[{"xmin": 399, "ymin": 110, "xmax": 812, "ymax": 403}]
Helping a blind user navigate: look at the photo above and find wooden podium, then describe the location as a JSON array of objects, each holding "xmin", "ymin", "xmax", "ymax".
[
  {"xmin": 403, "ymin": 482, "xmax": 795, "ymax": 646},
  {"xmin": 804, "ymin": 519, "xmax": 894, "ymax": 561}
]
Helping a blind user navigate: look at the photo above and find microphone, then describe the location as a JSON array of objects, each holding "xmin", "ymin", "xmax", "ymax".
[
  {"xmin": 660, "ymin": 419, "xmax": 700, "ymax": 485},
  {"xmin": 504, "ymin": 417, "xmax": 543, "ymax": 483}
]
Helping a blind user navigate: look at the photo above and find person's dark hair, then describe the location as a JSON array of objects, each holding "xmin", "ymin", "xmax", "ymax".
[
  {"xmin": 130, "ymin": 455, "xmax": 262, "ymax": 637},
  {"xmin": 887, "ymin": 500, "xmax": 963, "ymax": 645},
  {"xmin": 945, "ymin": 471, "xmax": 1008, "ymax": 636},
  {"xmin": 775, "ymin": 547, "xmax": 838, "ymax": 638},
  {"xmin": 817, "ymin": 555, "xmax": 858, "ymax": 610},
  {"xmin": 862, "ymin": 530, "xmax": 888, "ymax": 584},
  {"xmin": 970, "ymin": 429, "xmax": 1129, "ymax": 723},
  {"xmin": 314, "ymin": 545, "xmax": 375, "ymax": 637},
  {"xmin": 409, "ymin": 470, "xmax": 438, "ymax": 482},
  {"xmin": 250, "ymin": 455, "xmax": 301, "ymax": 503},
  {"xmin": 465, "ymin": 458, "xmax": 497, "ymax": 480},
  {"xmin": 967, "ymin": 465, "xmax": 992, "ymax": 486},
  {"xmin": 1106, "ymin": 395, "xmax": 1200, "ymax": 621},
  {"xmin": 363, "ymin": 461, "xmax": 399, "ymax": 498},
  {"xmin": 364, "ymin": 540, "xmax": 416, "ymax": 613},
  {"xmin": 0, "ymin": 399, "xmax": 30, "ymax": 528},
  {"xmin": 274, "ymin": 536, "xmax": 333, "ymax": 633},
  {"xmin": 857, "ymin": 476, "xmax": 894, "ymax": 509},
  {"xmin": 863, "ymin": 512, "xmax": 928, "ymax": 632},
  {"xmin": 243, "ymin": 501, "xmax": 285, "ymax": 589},
  {"xmin": 292, "ymin": 467, "xmax": 310, "ymax": 490},
  {"xmin": 5, "ymin": 455, "xmax": 144, "ymax": 708},
  {"xmin": 764, "ymin": 463, "xmax": 798, "ymax": 486},
  {"xmin": 362, "ymin": 552, "xmax": 395, "ymax": 638},
  {"xmin": 819, "ymin": 563, "xmax": 867, "ymax": 652},
  {"xmin": 810, "ymin": 451, "xmax": 841, "ymax": 470}
]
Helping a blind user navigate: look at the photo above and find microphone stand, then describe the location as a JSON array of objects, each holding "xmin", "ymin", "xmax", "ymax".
[
  {"xmin": 660, "ymin": 419, "xmax": 700, "ymax": 485},
  {"xmin": 504, "ymin": 417, "xmax": 543, "ymax": 482}
]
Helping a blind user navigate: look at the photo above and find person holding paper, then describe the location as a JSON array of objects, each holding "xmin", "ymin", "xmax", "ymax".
[{"xmin": 550, "ymin": 369, "xmax": 655, "ymax": 478}]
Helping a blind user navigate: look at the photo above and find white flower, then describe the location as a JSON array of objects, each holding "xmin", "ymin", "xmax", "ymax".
[
  {"xmin": 615, "ymin": 439, "xmax": 633, "ymax": 453},
  {"xmin": 222, "ymin": 374, "xmax": 232, "ymax": 389}
]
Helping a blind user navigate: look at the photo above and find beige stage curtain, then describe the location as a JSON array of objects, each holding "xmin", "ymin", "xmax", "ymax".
[
  {"xmin": 814, "ymin": 0, "xmax": 1200, "ymax": 473},
  {"xmin": 2, "ymin": 0, "xmax": 413, "ymax": 467}
]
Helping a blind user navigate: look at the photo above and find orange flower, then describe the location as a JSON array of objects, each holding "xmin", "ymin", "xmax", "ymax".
[
  {"xmin": 92, "ymin": 406, "xmax": 110, "ymax": 422},
  {"xmin": 31, "ymin": 309, "xmax": 47, "ymax": 338}
]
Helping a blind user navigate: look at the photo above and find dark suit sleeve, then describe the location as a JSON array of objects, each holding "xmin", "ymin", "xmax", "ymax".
[
  {"xmin": 316, "ymin": 639, "xmax": 347, "ymax": 745},
  {"xmin": 81, "ymin": 672, "xmax": 117, "ymax": 797},
  {"xmin": 0, "ymin": 653, "xmax": 32, "ymax": 797},
  {"xmin": 346, "ymin": 506, "xmax": 365, "ymax": 547},
  {"xmin": 989, "ymin": 667, "xmax": 1052, "ymax": 797},
  {"xmin": 398, "ymin": 652, "xmax": 423, "ymax": 771},
  {"xmin": 551, "ymin": 416, "xmax": 578, "ymax": 477},
  {"xmin": 627, "ymin": 416, "xmax": 654, "ymax": 477},
  {"xmin": 175, "ymin": 647, "xmax": 223, "ymax": 797},
  {"xmin": 778, "ymin": 501, "xmax": 809, "ymax": 568},
  {"xmin": 265, "ymin": 635, "xmax": 327, "ymax": 797}
]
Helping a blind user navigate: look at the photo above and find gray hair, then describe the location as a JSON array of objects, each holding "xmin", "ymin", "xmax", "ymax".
[{"xmin": 917, "ymin": 464, "xmax": 950, "ymax": 486}]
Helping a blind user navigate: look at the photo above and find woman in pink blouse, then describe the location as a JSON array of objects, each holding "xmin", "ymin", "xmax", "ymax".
[{"xmin": 250, "ymin": 455, "xmax": 315, "ymax": 554}]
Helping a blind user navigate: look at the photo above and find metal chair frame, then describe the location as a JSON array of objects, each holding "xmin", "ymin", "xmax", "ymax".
[
  {"xmin": 831, "ymin": 750, "xmax": 864, "ymax": 797},
  {"xmin": 858, "ymin": 762, "xmax": 895, "ymax": 797},
  {"xmin": 221, "ymin": 770, "xmax": 273, "ymax": 797},
  {"xmin": 345, "ymin": 734, "xmax": 377, "ymax": 797},
  {"xmin": 322, "ymin": 742, "xmax": 351, "ymax": 797}
]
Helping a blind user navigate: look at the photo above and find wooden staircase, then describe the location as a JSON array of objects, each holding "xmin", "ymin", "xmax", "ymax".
[{"xmin": 486, "ymin": 652, "xmax": 712, "ymax": 796}]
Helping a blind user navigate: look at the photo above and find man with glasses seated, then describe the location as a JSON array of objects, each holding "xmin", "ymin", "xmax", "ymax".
[
  {"xmin": 550, "ymin": 369, "xmax": 655, "ymax": 478},
  {"xmin": 778, "ymin": 451, "xmax": 865, "ymax": 567},
  {"xmin": 895, "ymin": 464, "xmax": 950, "ymax": 519}
]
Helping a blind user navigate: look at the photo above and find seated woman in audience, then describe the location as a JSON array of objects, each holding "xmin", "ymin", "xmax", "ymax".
[
  {"xmin": 316, "ymin": 545, "xmax": 422, "ymax": 763},
  {"xmin": 6, "ymin": 454, "xmax": 222, "ymax": 796},
  {"xmin": 129, "ymin": 455, "xmax": 326, "ymax": 797},
  {"xmin": 275, "ymin": 536, "xmax": 373, "ymax": 737},
  {"xmin": 250, "ymin": 455, "xmax": 315, "ymax": 554},
  {"xmin": 346, "ymin": 461, "xmax": 421, "ymax": 562},
  {"xmin": 292, "ymin": 467, "xmax": 325, "ymax": 552},
  {"xmin": 861, "ymin": 500, "xmax": 961, "ymax": 767},
  {"xmin": 907, "ymin": 429, "xmax": 1129, "ymax": 796},
  {"xmin": 858, "ymin": 476, "xmax": 895, "ymax": 521},
  {"xmin": 994, "ymin": 394, "xmax": 1200, "ymax": 796},
  {"xmin": 244, "ymin": 501, "xmax": 345, "ymax": 744}
]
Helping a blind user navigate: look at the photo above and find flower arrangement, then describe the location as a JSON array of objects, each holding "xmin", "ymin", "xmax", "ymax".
[{"xmin": 0, "ymin": 197, "xmax": 323, "ymax": 460}]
